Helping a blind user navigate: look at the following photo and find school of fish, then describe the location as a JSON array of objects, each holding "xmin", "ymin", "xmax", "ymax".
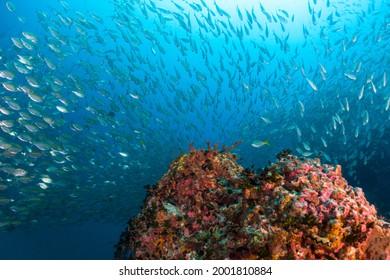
[{"xmin": 0, "ymin": 0, "xmax": 389, "ymax": 232}]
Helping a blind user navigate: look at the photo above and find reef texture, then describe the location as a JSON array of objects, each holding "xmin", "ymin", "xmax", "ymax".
[{"xmin": 115, "ymin": 145, "xmax": 390, "ymax": 260}]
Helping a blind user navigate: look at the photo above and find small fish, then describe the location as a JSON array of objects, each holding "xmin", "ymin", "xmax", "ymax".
[
  {"xmin": 319, "ymin": 63, "xmax": 327, "ymax": 73},
  {"xmin": 5, "ymin": 1, "xmax": 16, "ymax": 12},
  {"xmin": 279, "ymin": 9, "xmax": 289, "ymax": 18},
  {"xmin": 363, "ymin": 110, "xmax": 369, "ymax": 126},
  {"xmin": 56, "ymin": 106, "xmax": 69, "ymax": 113},
  {"xmin": 332, "ymin": 117, "xmax": 337, "ymax": 130},
  {"xmin": 44, "ymin": 58, "xmax": 56, "ymax": 70},
  {"xmin": 298, "ymin": 100, "xmax": 305, "ymax": 113},
  {"xmin": 358, "ymin": 85, "xmax": 365, "ymax": 100},
  {"xmin": 242, "ymin": 82, "xmax": 250, "ymax": 91},
  {"xmin": 70, "ymin": 123, "xmax": 83, "ymax": 131},
  {"xmin": 345, "ymin": 97, "xmax": 350, "ymax": 112},
  {"xmin": 38, "ymin": 183, "xmax": 48, "ymax": 189},
  {"xmin": 11, "ymin": 37, "xmax": 23, "ymax": 48},
  {"xmin": 12, "ymin": 169, "xmax": 27, "ymax": 177},
  {"xmin": 0, "ymin": 70, "xmax": 15, "ymax": 80},
  {"xmin": 260, "ymin": 116, "xmax": 272, "ymax": 124},
  {"xmin": 26, "ymin": 76, "xmax": 39, "ymax": 87},
  {"xmin": 251, "ymin": 139, "xmax": 270, "ymax": 148},
  {"xmin": 302, "ymin": 141, "xmax": 311, "ymax": 151},
  {"xmin": 301, "ymin": 151, "xmax": 313, "ymax": 157},
  {"xmin": 41, "ymin": 177, "xmax": 53, "ymax": 184},
  {"xmin": 335, "ymin": 113, "xmax": 342, "ymax": 124},
  {"xmin": 321, "ymin": 137, "xmax": 327, "ymax": 148},
  {"xmin": 245, "ymin": 9, "xmax": 253, "ymax": 24},
  {"xmin": 27, "ymin": 92, "xmax": 43, "ymax": 103},
  {"xmin": 355, "ymin": 126, "xmax": 360, "ymax": 138},
  {"xmin": 0, "ymin": 106, "xmax": 11, "ymax": 115},
  {"xmin": 344, "ymin": 73, "xmax": 357, "ymax": 80},
  {"xmin": 171, "ymin": 1, "xmax": 184, "ymax": 12},
  {"xmin": 129, "ymin": 92, "xmax": 139, "ymax": 99},
  {"xmin": 356, "ymin": 61, "xmax": 362, "ymax": 73},
  {"xmin": 214, "ymin": 1, "xmax": 230, "ymax": 18},
  {"xmin": 72, "ymin": 90, "xmax": 85, "ymax": 98},
  {"xmin": 2, "ymin": 82, "xmax": 16, "ymax": 92},
  {"xmin": 341, "ymin": 124, "xmax": 345, "ymax": 136},
  {"xmin": 17, "ymin": 55, "xmax": 32, "ymax": 65},
  {"xmin": 305, "ymin": 77, "xmax": 318, "ymax": 91},
  {"xmin": 0, "ymin": 120, "xmax": 14, "ymax": 128},
  {"xmin": 370, "ymin": 81, "xmax": 376, "ymax": 93},
  {"xmin": 296, "ymin": 148, "xmax": 313, "ymax": 157},
  {"xmin": 0, "ymin": 197, "xmax": 14, "ymax": 205},
  {"xmin": 296, "ymin": 126, "xmax": 302, "ymax": 137},
  {"xmin": 22, "ymin": 32, "xmax": 39, "ymax": 44},
  {"xmin": 236, "ymin": 5, "xmax": 243, "ymax": 21}
]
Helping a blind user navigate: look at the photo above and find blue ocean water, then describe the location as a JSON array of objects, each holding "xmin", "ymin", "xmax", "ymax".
[{"xmin": 0, "ymin": 0, "xmax": 389, "ymax": 259}]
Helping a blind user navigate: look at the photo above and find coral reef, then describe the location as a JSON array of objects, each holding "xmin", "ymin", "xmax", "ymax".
[{"xmin": 115, "ymin": 145, "xmax": 390, "ymax": 260}]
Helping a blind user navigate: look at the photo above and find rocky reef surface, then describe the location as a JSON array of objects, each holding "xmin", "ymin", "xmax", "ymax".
[{"xmin": 115, "ymin": 144, "xmax": 390, "ymax": 260}]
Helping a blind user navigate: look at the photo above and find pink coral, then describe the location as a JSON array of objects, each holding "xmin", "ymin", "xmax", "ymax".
[{"xmin": 115, "ymin": 147, "xmax": 390, "ymax": 260}]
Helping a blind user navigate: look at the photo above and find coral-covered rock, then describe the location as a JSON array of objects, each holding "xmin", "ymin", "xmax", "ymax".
[{"xmin": 115, "ymin": 146, "xmax": 390, "ymax": 260}]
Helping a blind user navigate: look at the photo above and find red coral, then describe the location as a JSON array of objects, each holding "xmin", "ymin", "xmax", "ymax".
[{"xmin": 115, "ymin": 146, "xmax": 390, "ymax": 260}]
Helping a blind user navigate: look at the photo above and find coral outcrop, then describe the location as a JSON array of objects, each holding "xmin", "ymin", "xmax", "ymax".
[{"xmin": 115, "ymin": 145, "xmax": 390, "ymax": 259}]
